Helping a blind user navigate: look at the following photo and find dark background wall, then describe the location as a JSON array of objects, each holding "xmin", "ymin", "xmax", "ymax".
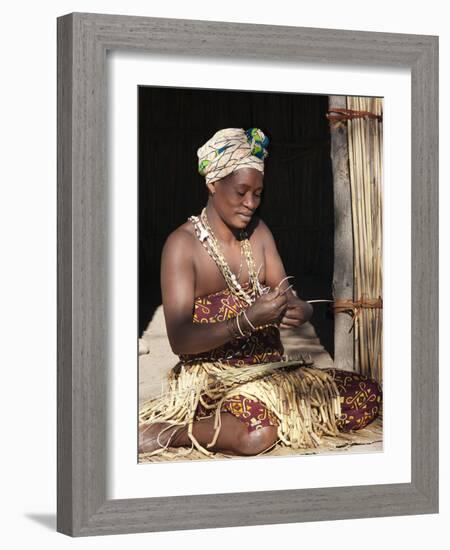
[{"xmin": 139, "ymin": 86, "xmax": 335, "ymax": 356}]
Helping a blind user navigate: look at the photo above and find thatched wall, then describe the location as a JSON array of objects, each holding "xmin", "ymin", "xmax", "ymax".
[{"xmin": 138, "ymin": 86, "xmax": 334, "ymax": 355}]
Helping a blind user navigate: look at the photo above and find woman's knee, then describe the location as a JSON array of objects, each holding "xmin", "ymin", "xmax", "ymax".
[{"xmin": 234, "ymin": 425, "xmax": 278, "ymax": 456}]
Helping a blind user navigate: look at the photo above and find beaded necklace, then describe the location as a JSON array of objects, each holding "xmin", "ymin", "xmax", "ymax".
[{"xmin": 188, "ymin": 208, "xmax": 266, "ymax": 305}]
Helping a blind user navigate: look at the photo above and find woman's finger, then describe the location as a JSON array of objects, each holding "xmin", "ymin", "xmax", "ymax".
[
  {"xmin": 282, "ymin": 307, "xmax": 304, "ymax": 320},
  {"xmin": 279, "ymin": 317, "xmax": 302, "ymax": 328},
  {"xmin": 267, "ymin": 287, "xmax": 280, "ymax": 300},
  {"xmin": 274, "ymin": 303, "xmax": 288, "ymax": 318},
  {"xmin": 274, "ymin": 293, "xmax": 288, "ymax": 307}
]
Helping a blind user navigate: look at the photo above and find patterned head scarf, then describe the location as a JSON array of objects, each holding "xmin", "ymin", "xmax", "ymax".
[{"xmin": 197, "ymin": 128, "xmax": 269, "ymax": 185}]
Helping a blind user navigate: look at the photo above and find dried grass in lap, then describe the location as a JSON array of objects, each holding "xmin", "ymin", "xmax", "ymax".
[{"xmin": 139, "ymin": 360, "xmax": 342, "ymax": 457}]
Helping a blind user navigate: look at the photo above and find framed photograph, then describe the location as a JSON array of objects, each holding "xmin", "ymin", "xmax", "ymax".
[
  {"xmin": 136, "ymin": 86, "xmax": 384, "ymax": 465},
  {"xmin": 57, "ymin": 12, "xmax": 438, "ymax": 536}
]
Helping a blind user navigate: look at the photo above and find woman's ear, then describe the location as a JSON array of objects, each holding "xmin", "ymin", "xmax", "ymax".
[{"xmin": 206, "ymin": 182, "xmax": 216, "ymax": 196}]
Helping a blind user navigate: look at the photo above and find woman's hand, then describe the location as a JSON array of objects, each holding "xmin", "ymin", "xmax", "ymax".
[
  {"xmin": 279, "ymin": 295, "xmax": 313, "ymax": 329},
  {"xmin": 245, "ymin": 287, "xmax": 288, "ymax": 327}
]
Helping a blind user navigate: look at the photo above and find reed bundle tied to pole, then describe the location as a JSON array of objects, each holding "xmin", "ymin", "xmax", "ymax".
[{"xmin": 346, "ymin": 97, "xmax": 383, "ymax": 382}]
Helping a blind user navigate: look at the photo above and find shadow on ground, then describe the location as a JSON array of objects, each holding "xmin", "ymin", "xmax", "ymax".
[{"xmin": 25, "ymin": 513, "xmax": 56, "ymax": 531}]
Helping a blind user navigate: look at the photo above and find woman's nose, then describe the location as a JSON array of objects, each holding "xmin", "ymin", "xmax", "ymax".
[{"xmin": 243, "ymin": 195, "xmax": 257, "ymax": 210}]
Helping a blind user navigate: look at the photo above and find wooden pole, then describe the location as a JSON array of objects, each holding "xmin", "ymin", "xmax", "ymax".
[{"xmin": 328, "ymin": 96, "xmax": 354, "ymax": 371}]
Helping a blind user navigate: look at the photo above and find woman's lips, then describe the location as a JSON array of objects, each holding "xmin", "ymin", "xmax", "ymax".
[{"xmin": 238, "ymin": 212, "xmax": 252, "ymax": 220}]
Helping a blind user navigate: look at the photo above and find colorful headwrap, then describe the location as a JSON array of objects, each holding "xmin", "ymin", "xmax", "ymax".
[{"xmin": 197, "ymin": 128, "xmax": 269, "ymax": 185}]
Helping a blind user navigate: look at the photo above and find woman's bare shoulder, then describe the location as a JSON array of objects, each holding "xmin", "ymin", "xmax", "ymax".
[
  {"xmin": 248, "ymin": 216, "xmax": 274, "ymax": 241},
  {"xmin": 162, "ymin": 221, "xmax": 197, "ymax": 258}
]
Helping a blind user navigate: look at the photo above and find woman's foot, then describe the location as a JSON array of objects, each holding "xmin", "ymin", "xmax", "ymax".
[{"xmin": 139, "ymin": 422, "xmax": 187, "ymax": 453}]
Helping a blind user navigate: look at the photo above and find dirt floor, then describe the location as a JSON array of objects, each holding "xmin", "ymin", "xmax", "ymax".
[{"xmin": 139, "ymin": 305, "xmax": 383, "ymax": 462}]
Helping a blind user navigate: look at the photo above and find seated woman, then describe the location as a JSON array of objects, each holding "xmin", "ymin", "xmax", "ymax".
[{"xmin": 139, "ymin": 127, "xmax": 382, "ymax": 458}]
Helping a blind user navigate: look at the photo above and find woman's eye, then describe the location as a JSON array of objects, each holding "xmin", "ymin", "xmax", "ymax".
[{"xmin": 236, "ymin": 191, "xmax": 262, "ymax": 198}]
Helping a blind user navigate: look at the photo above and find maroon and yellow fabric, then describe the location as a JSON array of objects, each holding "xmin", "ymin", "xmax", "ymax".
[
  {"xmin": 325, "ymin": 368, "xmax": 382, "ymax": 432},
  {"xmin": 180, "ymin": 286, "xmax": 284, "ymax": 366},
  {"xmin": 195, "ymin": 393, "xmax": 280, "ymax": 432},
  {"xmin": 180, "ymin": 287, "xmax": 382, "ymax": 433}
]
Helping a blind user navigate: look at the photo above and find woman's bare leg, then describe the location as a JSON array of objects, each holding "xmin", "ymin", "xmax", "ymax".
[{"xmin": 139, "ymin": 413, "xmax": 278, "ymax": 456}]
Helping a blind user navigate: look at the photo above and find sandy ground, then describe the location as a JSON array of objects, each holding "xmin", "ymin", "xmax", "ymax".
[{"xmin": 138, "ymin": 305, "xmax": 383, "ymax": 461}]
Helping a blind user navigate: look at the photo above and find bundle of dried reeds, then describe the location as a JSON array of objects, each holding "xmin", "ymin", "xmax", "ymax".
[
  {"xmin": 139, "ymin": 359, "xmax": 342, "ymax": 457},
  {"xmin": 346, "ymin": 97, "xmax": 383, "ymax": 382}
]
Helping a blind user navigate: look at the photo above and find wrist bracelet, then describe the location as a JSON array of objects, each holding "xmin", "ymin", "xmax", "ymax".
[
  {"xmin": 226, "ymin": 317, "xmax": 239, "ymax": 340},
  {"xmin": 226, "ymin": 317, "xmax": 234, "ymax": 339},
  {"xmin": 235, "ymin": 312, "xmax": 246, "ymax": 338},
  {"xmin": 242, "ymin": 310, "xmax": 256, "ymax": 331}
]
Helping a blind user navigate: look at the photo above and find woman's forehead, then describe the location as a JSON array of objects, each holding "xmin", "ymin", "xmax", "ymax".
[{"xmin": 229, "ymin": 169, "xmax": 264, "ymax": 187}]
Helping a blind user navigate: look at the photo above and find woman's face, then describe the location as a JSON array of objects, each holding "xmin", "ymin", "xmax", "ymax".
[{"xmin": 208, "ymin": 168, "xmax": 264, "ymax": 229}]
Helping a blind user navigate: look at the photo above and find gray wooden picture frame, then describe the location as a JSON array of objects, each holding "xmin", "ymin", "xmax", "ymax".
[{"xmin": 57, "ymin": 12, "xmax": 438, "ymax": 537}]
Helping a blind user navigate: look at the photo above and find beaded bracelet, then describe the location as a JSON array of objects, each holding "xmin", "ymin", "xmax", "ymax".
[
  {"xmin": 227, "ymin": 312, "xmax": 277, "ymax": 342},
  {"xmin": 241, "ymin": 309, "xmax": 275, "ymax": 333}
]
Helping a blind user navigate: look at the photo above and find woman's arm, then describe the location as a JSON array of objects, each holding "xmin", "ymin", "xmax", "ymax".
[{"xmin": 160, "ymin": 229, "xmax": 232, "ymax": 355}]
